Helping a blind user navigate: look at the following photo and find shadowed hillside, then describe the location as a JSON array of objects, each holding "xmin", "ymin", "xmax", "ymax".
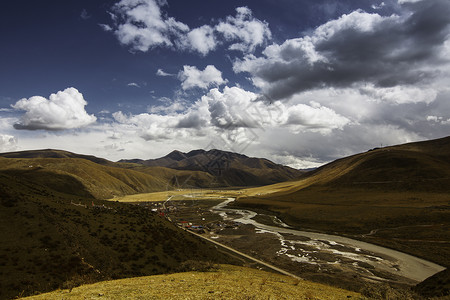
[
  {"xmin": 0, "ymin": 169, "xmax": 240, "ymax": 300},
  {"xmin": 301, "ymin": 136, "xmax": 450, "ymax": 192},
  {"xmin": 237, "ymin": 136, "xmax": 450, "ymax": 199}
]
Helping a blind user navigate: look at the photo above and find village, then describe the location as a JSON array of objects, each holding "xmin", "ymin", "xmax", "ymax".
[{"xmin": 135, "ymin": 199, "xmax": 243, "ymax": 235}]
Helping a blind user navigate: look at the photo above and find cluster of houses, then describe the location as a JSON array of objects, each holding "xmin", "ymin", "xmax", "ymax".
[
  {"xmin": 177, "ymin": 221, "xmax": 205, "ymax": 233},
  {"xmin": 140, "ymin": 202, "xmax": 207, "ymax": 233},
  {"xmin": 175, "ymin": 220, "xmax": 242, "ymax": 234},
  {"xmin": 141, "ymin": 200, "xmax": 242, "ymax": 234},
  {"xmin": 136, "ymin": 201, "xmax": 178, "ymax": 216},
  {"xmin": 204, "ymin": 221, "xmax": 242, "ymax": 233}
]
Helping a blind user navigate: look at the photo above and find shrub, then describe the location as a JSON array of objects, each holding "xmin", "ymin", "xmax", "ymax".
[
  {"xmin": 360, "ymin": 283, "xmax": 416, "ymax": 300},
  {"xmin": 177, "ymin": 260, "xmax": 218, "ymax": 272}
]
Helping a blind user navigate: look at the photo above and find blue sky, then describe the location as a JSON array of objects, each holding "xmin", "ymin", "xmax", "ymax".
[{"xmin": 1, "ymin": 0, "xmax": 449, "ymax": 168}]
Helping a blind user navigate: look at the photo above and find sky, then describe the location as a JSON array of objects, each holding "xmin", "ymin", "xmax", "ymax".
[{"xmin": 1, "ymin": 0, "xmax": 450, "ymax": 168}]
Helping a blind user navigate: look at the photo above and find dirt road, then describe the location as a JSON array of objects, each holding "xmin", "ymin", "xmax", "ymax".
[{"xmin": 183, "ymin": 227, "xmax": 303, "ymax": 280}]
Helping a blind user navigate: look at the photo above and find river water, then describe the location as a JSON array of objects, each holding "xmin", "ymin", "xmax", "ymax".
[{"xmin": 211, "ymin": 198, "xmax": 445, "ymax": 283}]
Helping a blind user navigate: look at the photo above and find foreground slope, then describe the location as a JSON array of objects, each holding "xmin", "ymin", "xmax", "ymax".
[
  {"xmin": 22, "ymin": 265, "xmax": 363, "ymax": 300},
  {"xmin": 234, "ymin": 136, "xmax": 450, "ymax": 296}
]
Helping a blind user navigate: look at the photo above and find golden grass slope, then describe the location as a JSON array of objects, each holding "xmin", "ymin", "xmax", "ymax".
[
  {"xmin": 0, "ymin": 157, "xmax": 168, "ymax": 199},
  {"xmin": 22, "ymin": 265, "xmax": 363, "ymax": 300}
]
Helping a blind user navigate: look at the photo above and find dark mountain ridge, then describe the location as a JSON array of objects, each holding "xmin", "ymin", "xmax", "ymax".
[{"xmin": 120, "ymin": 148, "xmax": 303, "ymax": 186}]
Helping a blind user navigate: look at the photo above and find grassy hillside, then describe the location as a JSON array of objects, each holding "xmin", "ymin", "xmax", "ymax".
[
  {"xmin": 307, "ymin": 137, "xmax": 450, "ymax": 192},
  {"xmin": 0, "ymin": 149, "xmax": 227, "ymax": 192},
  {"xmin": 238, "ymin": 136, "xmax": 450, "ymax": 200},
  {"xmin": 122, "ymin": 165, "xmax": 217, "ymax": 189},
  {"xmin": 0, "ymin": 157, "xmax": 169, "ymax": 199},
  {"xmin": 0, "ymin": 171, "xmax": 241, "ymax": 300},
  {"xmin": 0, "ymin": 149, "xmax": 114, "ymax": 166},
  {"xmin": 234, "ymin": 137, "xmax": 450, "ymax": 293},
  {"xmin": 22, "ymin": 264, "xmax": 363, "ymax": 300}
]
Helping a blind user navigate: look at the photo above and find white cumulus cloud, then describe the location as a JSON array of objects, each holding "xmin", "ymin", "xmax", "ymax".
[
  {"xmin": 99, "ymin": 24, "xmax": 113, "ymax": 32},
  {"xmin": 12, "ymin": 87, "xmax": 97, "ymax": 130},
  {"xmin": 156, "ymin": 68, "xmax": 175, "ymax": 76},
  {"xmin": 216, "ymin": 6, "xmax": 272, "ymax": 53},
  {"xmin": 107, "ymin": 1, "xmax": 271, "ymax": 55},
  {"xmin": 178, "ymin": 65, "xmax": 227, "ymax": 90},
  {"xmin": 427, "ymin": 115, "xmax": 450, "ymax": 125},
  {"xmin": 398, "ymin": 0, "xmax": 423, "ymax": 3},
  {"xmin": 112, "ymin": 0, "xmax": 189, "ymax": 52},
  {"xmin": 284, "ymin": 102, "xmax": 350, "ymax": 134},
  {"xmin": 112, "ymin": 110, "xmax": 202, "ymax": 141},
  {"xmin": 185, "ymin": 25, "xmax": 217, "ymax": 56},
  {"xmin": 0, "ymin": 134, "xmax": 17, "ymax": 152},
  {"xmin": 111, "ymin": 85, "xmax": 350, "ymax": 145},
  {"xmin": 204, "ymin": 86, "xmax": 260, "ymax": 128},
  {"xmin": 127, "ymin": 82, "xmax": 140, "ymax": 88}
]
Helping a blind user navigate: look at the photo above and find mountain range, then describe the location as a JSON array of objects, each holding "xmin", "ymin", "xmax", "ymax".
[
  {"xmin": 120, "ymin": 149, "xmax": 303, "ymax": 187},
  {"xmin": 0, "ymin": 148, "xmax": 303, "ymax": 201}
]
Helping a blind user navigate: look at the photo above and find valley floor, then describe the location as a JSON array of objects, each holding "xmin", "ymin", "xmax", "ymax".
[{"xmin": 111, "ymin": 193, "xmax": 441, "ymax": 297}]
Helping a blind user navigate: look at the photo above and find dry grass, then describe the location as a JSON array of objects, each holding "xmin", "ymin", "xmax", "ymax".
[
  {"xmin": 110, "ymin": 189, "xmax": 244, "ymax": 202},
  {"xmin": 22, "ymin": 265, "xmax": 364, "ymax": 300}
]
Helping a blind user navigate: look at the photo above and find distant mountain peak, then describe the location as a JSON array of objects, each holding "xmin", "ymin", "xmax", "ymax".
[
  {"xmin": 166, "ymin": 150, "xmax": 187, "ymax": 161},
  {"xmin": 185, "ymin": 149, "xmax": 206, "ymax": 157}
]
